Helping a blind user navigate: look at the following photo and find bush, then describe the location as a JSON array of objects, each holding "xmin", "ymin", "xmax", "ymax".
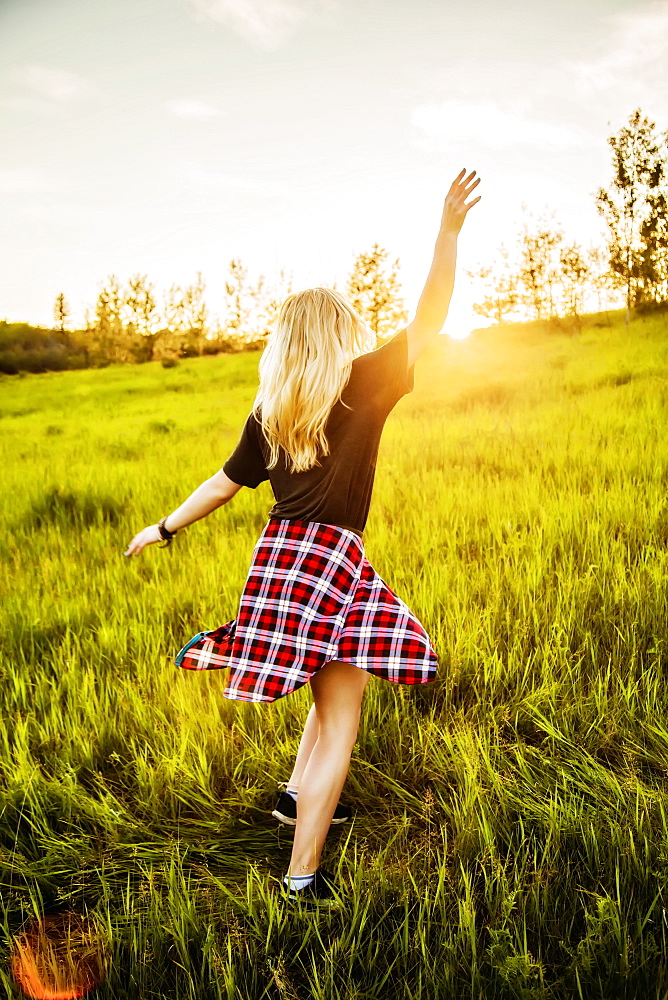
[{"xmin": 0, "ymin": 322, "xmax": 89, "ymax": 374}]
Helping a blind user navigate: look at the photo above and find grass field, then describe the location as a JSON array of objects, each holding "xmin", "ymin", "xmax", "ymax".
[{"xmin": 2, "ymin": 307, "xmax": 668, "ymax": 999}]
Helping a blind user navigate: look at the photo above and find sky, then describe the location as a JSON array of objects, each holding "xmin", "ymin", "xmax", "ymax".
[{"xmin": 1, "ymin": 0, "xmax": 667, "ymax": 338}]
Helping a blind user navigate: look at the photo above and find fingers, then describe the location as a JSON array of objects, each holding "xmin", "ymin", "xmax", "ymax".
[
  {"xmin": 124, "ymin": 532, "xmax": 143, "ymax": 557},
  {"xmin": 448, "ymin": 170, "xmax": 480, "ymax": 203},
  {"xmin": 124, "ymin": 524, "xmax": 162, "ymax": 557},
  {"xmin": 448, "ymin": 168, "xmax": 466, "ymax": 194},
  {"xmin": 459, "ymin": 176, "xmax": 480, "ymax": 200}
]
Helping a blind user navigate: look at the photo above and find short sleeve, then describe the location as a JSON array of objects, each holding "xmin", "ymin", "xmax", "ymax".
[
  {"xmin": 222, "ymin": 412, "xmax": 269, "ymax": 489},
  {"xmin": 366, "ymin": 328, "xmax": 415, "ymax": 410}
]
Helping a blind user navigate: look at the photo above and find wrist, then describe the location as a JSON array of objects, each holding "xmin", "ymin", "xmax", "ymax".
[
  {"xmin": 436, "ymin": 227, "xmax": 459, "ymax": 244},
  {"xmin": 158, "ymin": 515, "xmax": 178, "ymax": 541}
]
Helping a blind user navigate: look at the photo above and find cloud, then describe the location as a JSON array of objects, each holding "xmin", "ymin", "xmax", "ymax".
[
  {"xmin": 15, "ymin": 65, "xmax": 93, "ymax": 101},
  {"xmin": 0, "ymin": 167, "xmax": 51, "ymax": 195},
  {"xmin": 566, "ymin": 0, "xmax": 668, "ymax": 99},
  {"xmin": 166, "ymin": 99, "xmax": 223, "ymax": 119},
  {"xmin": 411, "ymin": 99, "xmax": 587, "ymax": 151},
  {"xmin": 183, "ymin": 0, "xmax": 327, "ymax": 50}
]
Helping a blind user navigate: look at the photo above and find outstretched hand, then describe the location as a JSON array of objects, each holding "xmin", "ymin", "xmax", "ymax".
[
  {"xmin": 124, "ymin": 524, "xmax": 163, "ymax": 557},
  {"xmin": 440, "ymin": 168, "xmax": 481, "ymax": 235}
]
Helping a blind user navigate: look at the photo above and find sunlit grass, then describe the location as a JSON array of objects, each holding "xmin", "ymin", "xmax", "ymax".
[{"xmin": 2, "ymin": 306, "xmax": 668, "ymax": 997}]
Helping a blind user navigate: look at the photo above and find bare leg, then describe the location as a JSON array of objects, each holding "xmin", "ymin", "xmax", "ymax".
[
  {"xmin": 287, "ymin": 659, "xmax": 371, "ymax": 877},
  {"xmin": 285, "ymin": 702, "xmax": 319, "ymax": 790}
]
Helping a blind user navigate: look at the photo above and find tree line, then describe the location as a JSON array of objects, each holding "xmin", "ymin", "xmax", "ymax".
[
  {"xmin": 0, "ymin": 246, "xmax": 406, "ymax": 374},
  {"xmin": 467, "ymin": 108, "xmax": 668, "ymax": 331},
  {"xmin": 2, "ymin": 107, "xmax": 665, "ymax": 375}
]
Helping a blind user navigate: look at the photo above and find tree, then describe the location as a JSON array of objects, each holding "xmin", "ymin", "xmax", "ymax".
[
  {"xmin": 222, "ymin": 259, "xmax": 252, "ymax": 350},
  {"xmin": 595, "ymin": 107, "xmax": 667, "ymax": 327},
  {"xmin": 181, "ymin": 272, "xmax": 209, "ymax": 356},
  {"xmin": 161, "ymin": 282, "xmax": 187, "ymax": 358},
  {"xmin": 124, "ymin": 274, "xmax": 162, "ymax": 361},
  {"xmin": 639, "ymin": 186, "xmax": 668, "ymax": 309},
  {"xmin": 92, "ymin": 288, "xmax": 113, "ymax": 361},
  {"xmin": 558, "ymin": 241, "xmax": 590, "ymax": 332},
  {"xmin": 517, "ymin": 210, "xmax": 564, "ymax": 322},
  {"xmin": 586, "ymin": 244, "xmax": 622, "ymax": 319},
  {"xmin": 248, "ymin": 268, "xmax": 294, "ymax": 349},
  {"xmin": 53, "ymin": 293, "xmax": 70, "ymax": 334},
  {"xmin": 345, "ymin": 243, "xmax": 408, "ymax": 342},
  {"xmin": 466, "ymin": 244, "xmax": 520, "ymax": 324},
  {"xmin": 90, "ymin": 275, "xmax": 127, "ymax": 364}
]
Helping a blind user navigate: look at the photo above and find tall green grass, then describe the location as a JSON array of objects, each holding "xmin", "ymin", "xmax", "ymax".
[{"xmin": 1, "ymin": 308, "xmax": 668, "ymax": 998}]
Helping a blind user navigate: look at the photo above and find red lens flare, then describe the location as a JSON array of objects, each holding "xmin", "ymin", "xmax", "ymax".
[{"xmin": 10, "ymin": 912, "xmax": 107, "ymax": 1000}]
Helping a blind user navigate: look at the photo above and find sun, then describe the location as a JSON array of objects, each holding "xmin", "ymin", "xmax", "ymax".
[{"xmin": 442, "ymin": 303, "xmax": 493, "ymax": 340}]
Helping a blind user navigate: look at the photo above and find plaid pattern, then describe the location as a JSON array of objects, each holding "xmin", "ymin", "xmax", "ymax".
[{"xmin": 175, "ymin": 517, "xmax": 438, "ymax": 703}]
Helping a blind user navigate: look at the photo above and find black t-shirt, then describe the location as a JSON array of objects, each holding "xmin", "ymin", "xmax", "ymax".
[{"xmin": 222, "ymin": 327, "xmax": 414, "ymax": 537}]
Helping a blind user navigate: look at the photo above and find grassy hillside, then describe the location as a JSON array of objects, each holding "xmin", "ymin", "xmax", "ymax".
[{"xmin": 1, "ymin": 307, "xmax": 668, "ymax": 998}]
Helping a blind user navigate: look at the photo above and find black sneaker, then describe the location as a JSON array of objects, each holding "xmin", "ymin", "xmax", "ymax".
[
  {"xmin": 271, "ymin": 782, "xmax": 351, "ymax": 826},
  {"xmin": 277, "ymin": 867, "xmax": 343, "ymax": 910}
]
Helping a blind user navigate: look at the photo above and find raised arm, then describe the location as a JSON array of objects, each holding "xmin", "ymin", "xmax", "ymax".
[{"xmin": 406, "ymin": 168, "xmax": 481, "ymax": 369}]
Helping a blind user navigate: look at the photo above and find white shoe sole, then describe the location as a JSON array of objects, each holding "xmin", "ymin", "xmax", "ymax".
[{"xmin": 271, "ymin": 808, "xmax": 349, "ymax": 826}]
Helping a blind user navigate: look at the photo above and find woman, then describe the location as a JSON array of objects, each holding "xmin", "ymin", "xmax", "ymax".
[{"xmin": 125, "ymin": 168, "xmax": 482, "ymax": 909}]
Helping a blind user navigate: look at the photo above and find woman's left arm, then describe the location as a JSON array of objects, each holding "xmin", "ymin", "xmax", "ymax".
[{"xmin": 124, "ymin": 469, "xmax": 243, "ymax": 556}]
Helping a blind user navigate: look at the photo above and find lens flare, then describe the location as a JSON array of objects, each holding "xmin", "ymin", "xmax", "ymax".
[{"xmin": 10, "ymin": 911, "xmax": 107, "ymax": 1000}]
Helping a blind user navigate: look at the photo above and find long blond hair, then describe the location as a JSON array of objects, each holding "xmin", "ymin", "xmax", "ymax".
[{"xmin": 253, "ymin": 287, "xmax": 375, "ymax": 474}]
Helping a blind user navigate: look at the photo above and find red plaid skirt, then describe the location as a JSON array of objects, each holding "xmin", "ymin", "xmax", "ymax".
[{"xmin": 175, "ymin": 517, "xmax": 438, "ymax": 703}]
